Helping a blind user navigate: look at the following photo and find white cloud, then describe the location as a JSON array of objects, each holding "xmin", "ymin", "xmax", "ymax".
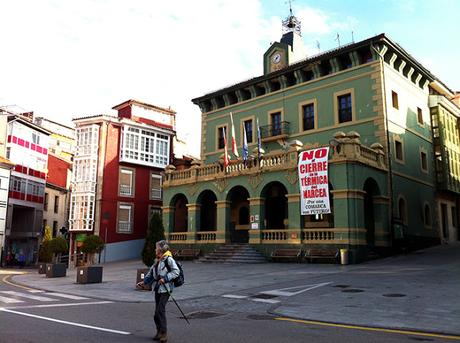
[{"xmin": 0, "ymin": 0, "xmax": 279, "ymax": 157}]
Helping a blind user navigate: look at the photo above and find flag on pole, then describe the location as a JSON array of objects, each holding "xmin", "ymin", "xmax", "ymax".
[
  {"xmin": 242, "ymin": 123, "xmax": 249, "ymax": 166},
  {"xmin": 256, "ymin": 118, "xmax": 262, "ymax": 162},
  {"xmin": 230, "ymin": 112, "xmax": 239, "ymax": 158},
  {"xmin": 223, "ymin": 127, "xmax": 230, "ymax": 170}
]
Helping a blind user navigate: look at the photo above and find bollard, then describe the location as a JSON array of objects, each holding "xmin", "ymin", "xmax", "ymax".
[{"xmin": 340, "ymin": 248, "xmax": 348, "ymax": 265}]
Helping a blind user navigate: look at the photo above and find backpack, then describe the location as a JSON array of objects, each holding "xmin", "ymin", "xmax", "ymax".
[{"xmin": 165, "ymin": 257, "xmax": 184, "ymax": 288}]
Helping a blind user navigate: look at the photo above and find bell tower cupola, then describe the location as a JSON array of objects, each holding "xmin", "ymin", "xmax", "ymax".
[{"xmin": 263, "ymin": 2, "xmax": 306, "ymax": 75}]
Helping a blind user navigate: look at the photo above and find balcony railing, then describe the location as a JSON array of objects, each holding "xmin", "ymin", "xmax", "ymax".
[
  {"xmin": 164, "ymin": 131, "xmax": 387, "ymax": 187},
  {"xmin": 260, "ymin": 121, "xmax": 290, "ymax": 140}
]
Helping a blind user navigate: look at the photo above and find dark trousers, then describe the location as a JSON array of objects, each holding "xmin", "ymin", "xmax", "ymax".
[{"xmin": 154, "ymin": 292, "xmax": 170, "ymax": 332}]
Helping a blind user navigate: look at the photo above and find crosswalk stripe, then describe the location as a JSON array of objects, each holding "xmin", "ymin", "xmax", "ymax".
[
  {"xmin": 0, "ymin": 295, "xmax": 24, "ymax": 304},
  {"xmin": 222, "ymin": 294, "xmax": 248, "ymax": 299},
  {"xmin": 0, "ymin": 291, "xmax": 57, "ymax": 302},
  {"xmin": 250, "ymin": 298, "xmax": 280, "ymax": 304},
  {"xmin": 46, "ymin": 293, "xmax": 88, "ymax": 300}
]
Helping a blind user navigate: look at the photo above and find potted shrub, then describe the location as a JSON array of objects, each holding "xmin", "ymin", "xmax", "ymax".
[
  {"xmin": 136, "ymin": 212, "xmax": 165, "ymax": 290},
  {"xmin": 45, "ymin": 237, "xmax": 68, "ymax": 278},
  {"xmin": 77, "ymin": 235, "xmax": 105, "ymax": 284},
  {"xmin": 38, "ymin": 226, "xmax": 53, "ymax": 274}
]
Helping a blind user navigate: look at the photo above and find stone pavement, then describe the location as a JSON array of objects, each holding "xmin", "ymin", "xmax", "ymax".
[{"xmin": 7, "ymin": 242, "xmax": 460, "ymax": 336}]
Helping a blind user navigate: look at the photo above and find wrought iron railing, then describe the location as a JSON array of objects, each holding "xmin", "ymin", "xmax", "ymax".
[{"xmin": 259, "ymin": 121, "xmax": 290, "ymax": 139}]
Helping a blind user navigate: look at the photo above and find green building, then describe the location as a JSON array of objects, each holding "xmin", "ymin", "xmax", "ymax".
[{"xmin": 163, "ymin": 13, "xmax": 460, "ymax": 263}]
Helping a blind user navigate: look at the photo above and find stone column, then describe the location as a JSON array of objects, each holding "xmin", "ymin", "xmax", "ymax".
[
  {"xmin": 186, "ymin": 203, "xmax": 201, "ymax": 244},
  {"xmin": 286, "ymin": 193, "xmax": 301, "ymax": 243},
  {"xmin": 215, "ymin": 200, "xmax": 231, "ymax": 243},
  {"xmin": 248, "ymin": 197, "xmax": 264, "ymax": 244},
  {"xmin": 373, "ymin": 196, "xmax": 390, "ymax": 247},
  {"xmin": 161, "ymin": 206, "xmax": 174, "ymax": 240},
  {"xmin": 330, "ymin": 189, "xmax": 366, "ymax": 243}
]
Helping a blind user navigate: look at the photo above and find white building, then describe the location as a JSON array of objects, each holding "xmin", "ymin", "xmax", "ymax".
[
  {"xmin": 0, "ymin": 156, "xmax": 13, "ymax": 266},
  {"xmin": 3, "ymin": 114, "xmax": 50, "ymax": 265}
]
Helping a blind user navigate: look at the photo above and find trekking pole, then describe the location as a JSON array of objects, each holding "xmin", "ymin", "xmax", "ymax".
[{"xmin": 164, "ymin": 285, "xmax": 190, "ymax": 325}]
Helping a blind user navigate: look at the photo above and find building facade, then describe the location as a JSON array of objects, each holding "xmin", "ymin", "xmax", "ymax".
[
  {"xmin": 69, "ymin": 100, "xmax": 176, "ymax": 262},
  {"xmin": 35, "ymin": 117, "xmax": 75, "ymax": 240},
  {"xmin": 162, "ymin": 15, "xmax": 460, "ymax": 263},
  {"xmin": 2, "ymin": 112, "xmax": 50, "ymax": 265},
  {"xmin": 0, "ymin": 156, "xmax": 14, "ymax": 265},
  {"xmin": 43, "ymin": 154, "xmax": 72, "ymax": 238}
]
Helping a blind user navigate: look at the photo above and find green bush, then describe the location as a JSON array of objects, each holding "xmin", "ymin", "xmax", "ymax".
[
  {"xmin": 142, "ymin": 212, "xmax": 165, "ymax": 266},
  {"xmin": 49, "ymin": 237, "xmax": 69, "ymax": 255},
  {"xmin": 81, "ymin": 235, "xmax": 105, "ymax": 254},
  {"xmin": 38, "ymin": 240, "xmax": 53, "ymax": 263}
]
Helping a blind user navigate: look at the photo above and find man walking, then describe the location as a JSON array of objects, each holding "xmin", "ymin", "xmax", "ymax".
[{"xmin": 137, "ymin": 240, "xmax": 180, "ymax": 342}]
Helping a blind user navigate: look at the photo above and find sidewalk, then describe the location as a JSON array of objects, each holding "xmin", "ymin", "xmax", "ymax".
[{"xmin": 8, "ymin": 242, "xmax": 460, "ymax": 336}]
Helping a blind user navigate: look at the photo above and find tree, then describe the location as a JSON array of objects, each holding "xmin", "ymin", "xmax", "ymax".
[
  {"xmin": 142, "ymin": 212, "xmax": 165, "ymax": 266},
  {"xmin": 49, "ymin": 237, "xmax": 69, "ymax": 263},
  {"xmin": 81, "ymin": 235, "xmax": 105, "ymax": 265},
  {"xmin": 38, "ymin": 226, "xmax": 54, "ymax": 262}
]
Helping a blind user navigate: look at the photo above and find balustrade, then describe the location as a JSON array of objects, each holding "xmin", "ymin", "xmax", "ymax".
[
  {"xmin": 164, "ymin": 138, "xmax": 385, "ymax": 186},
  {"xmin": 196, "ymin": 231, "xmax": 217, "ymax": 242},
  {"xmin": 302, "ymin": 229, "xmax": 335, "ymax": 241},
  {"xmin": 168, "ymin": 232, "xmax": 188, "ymax": 241}
]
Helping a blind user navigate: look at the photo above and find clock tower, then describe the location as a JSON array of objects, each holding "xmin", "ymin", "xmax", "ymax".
[{"xmin": 263, "ymin": 9, "xmax": 306, "ymax": 75}]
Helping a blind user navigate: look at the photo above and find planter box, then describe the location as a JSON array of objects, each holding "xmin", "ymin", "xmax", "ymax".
[
  {"xmin": 77, "ymin": 266, "xmax": 103, "ymax": 284},
  {"xmin": 136, "ymin": 268, "xmax": 152, "ymax": 291},
  {"xmin": 46, "ymin": 263, "xmax": 67, "ymax": 278},
  {"xmin": 38, "ymin": 263, "xmax": 47, "ymax": 274}
]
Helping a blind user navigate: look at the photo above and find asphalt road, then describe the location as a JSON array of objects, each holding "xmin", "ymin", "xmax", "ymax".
[{"xmin": 0, "ymin": 272, "xmax": 457, "ymax": 343}]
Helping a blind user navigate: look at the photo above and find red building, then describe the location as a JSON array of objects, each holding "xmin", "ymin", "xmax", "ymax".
[{"xmin": 69, "ymin": 100, "xmax": 176, "ymax": 262}]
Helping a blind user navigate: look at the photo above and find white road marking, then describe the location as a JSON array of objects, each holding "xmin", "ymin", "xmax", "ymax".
[
  {"xmin": 0, "ymin": 295, "xmax": 24, "ymax": 304},
  {"xmin": 0, "ymin": 308, "xmax": 131, "ymax": 335},
  {"xmin": 0, "ymin": 291, "xmax": 57, "ymax": 302},
  {"xmin": 261, "ymin": 282, "xmax": 332, "ymax": 297},
  {"xmin": 222, "ymin": 294, "xmax": 248, "ymax": 299},
  {"xmin": 251, "ymin": 298, "xmax": 280, "ymax": 304},
  {"xmin": 6, "ymin": 301, "xmax": 113, "ymax": 310},
  {"xmin": 28, "ymin": 290, "xmax": 45, "ymax": 293},
  {"xmin": 45, "ymin": 293, "xmax": 89, "ymax": 300}
]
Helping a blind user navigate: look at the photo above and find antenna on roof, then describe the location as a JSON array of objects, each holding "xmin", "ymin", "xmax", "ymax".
[
  {"xmin": 335, "ymin": 33, "xmax": 341, "ymax": 47},
  {"xmin": 351, "ymin": 31, "xmax": 355, "ymax": 43},
  {"xmin": 316, "ymin": 40, "xmax": 321, "ymax": 53}
]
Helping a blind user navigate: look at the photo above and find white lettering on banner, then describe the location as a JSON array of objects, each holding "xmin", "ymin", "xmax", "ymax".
[{"xmin": 298, "ymin": 147, "xmax": 331, "ymax": 215}]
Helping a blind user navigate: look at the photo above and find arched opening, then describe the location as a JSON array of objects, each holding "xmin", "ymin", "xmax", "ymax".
[
  {"xmin": 398, "ymin": 197, "xmax": 407, "ymax": 225},
  {"xmin": 424, "ymin": 204, "xmax": 431, "ymax": 227},
  {"xmin": 261, "ymin": 182, "xmax": 288, "ymax": 230},
  {"xmin": 227, "ymin": 186, "xmax": 250, "ymax": 243},
  {"xmin": 363, "ymin": 178, "xmax": 380, "ymax": 248},
  {"xmin": 197, "ymin": 190, "xmax": 217, "ymax": 231},
  {"xmin": 171, "ymin": 194, "xmax": 188, "ymax": 232},
  {"xmin": 302, "ymin": 183, "xmax": 334, "ymax": 228}
]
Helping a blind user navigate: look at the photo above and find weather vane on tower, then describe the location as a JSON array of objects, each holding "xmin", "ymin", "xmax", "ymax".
[{"xmin": 283, "ymin": 0, "xmax": 301, "ymax": 35}]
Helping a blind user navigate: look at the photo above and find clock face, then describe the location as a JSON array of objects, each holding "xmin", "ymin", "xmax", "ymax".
[{"xmin": 272, "ymin": 53, "xmax": 281, "ymax": 64}]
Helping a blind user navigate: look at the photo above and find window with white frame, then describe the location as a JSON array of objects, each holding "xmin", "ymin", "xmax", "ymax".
[
  {"xmin": 150, "ymin": 173, "xmax": 162, "ymax": 200},
  {"xmin": 120, "ymin": 125, "xmax": 170, "ymax": 168},
  {"xmin": 119, "ymin": 168, "xmax": 135, "ymax": 196},
  {"xmin": 76, "ymin": 125, "xmax": 99, "ymax": 156},
  {"xmin": 10, "ymin": 176, "xmax": 26, "ymax": 193},
  {"xmin": 117, "ymin": 203, "xmax": 133, "ymax": 233},
  {"xmin": 69, "ymin": 194, "xmax": 96, "ymax": 231}
]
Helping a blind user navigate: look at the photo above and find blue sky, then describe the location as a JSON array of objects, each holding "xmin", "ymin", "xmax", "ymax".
[{"xmin": 0, "ymin": 0, "xmax": 458, "ymax": 156}]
